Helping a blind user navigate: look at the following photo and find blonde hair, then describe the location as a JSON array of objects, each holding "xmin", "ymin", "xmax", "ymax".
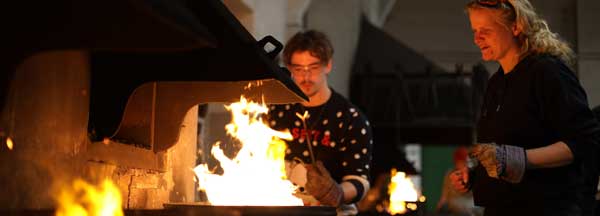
[{"xmin": 466, "ymin": 0, "xmax": 575, "ymax": 67}]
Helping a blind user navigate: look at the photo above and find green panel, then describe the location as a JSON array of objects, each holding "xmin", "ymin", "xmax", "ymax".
[{"xmin": 422, "ymin": 145, "xmax": 456, "ymax": 212}]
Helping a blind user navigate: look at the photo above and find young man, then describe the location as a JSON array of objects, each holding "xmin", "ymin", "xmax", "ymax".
[{"xmin": 268, "ymin": 30, "xmax": 372, "ymax": 215}]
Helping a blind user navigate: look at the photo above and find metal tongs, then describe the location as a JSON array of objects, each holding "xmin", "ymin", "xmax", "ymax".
[{"xmin": 296, "ymin": 111, "xmax": 316, "ymax": 164}]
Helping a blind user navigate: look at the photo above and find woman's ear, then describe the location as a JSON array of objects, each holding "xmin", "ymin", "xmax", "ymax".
[{"xmin": 512, "ymin": 22, "xmax": 522, "ymax": 37}]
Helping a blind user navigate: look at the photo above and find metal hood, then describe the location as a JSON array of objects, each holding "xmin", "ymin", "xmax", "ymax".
[{"xmin": 1, "ymin": 0, "xmax": 307, "ymax": 151}]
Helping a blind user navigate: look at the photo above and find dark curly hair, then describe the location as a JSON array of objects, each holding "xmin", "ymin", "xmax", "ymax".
[{"xmin": 283, "ymin": 30, "xmax": 334, "ymax": 65}]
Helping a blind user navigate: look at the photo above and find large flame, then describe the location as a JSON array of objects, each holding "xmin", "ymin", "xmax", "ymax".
[
  {"xmin": 193, "ymin": 96, "xmax": 303, "ymax": 206},
  {"xmin": 387, "ymin": 169, "xmax": 422, "ymax": 215},
  {"xmin": 55, "ymin": 178, "xmax": 124, "ymax": 216}
]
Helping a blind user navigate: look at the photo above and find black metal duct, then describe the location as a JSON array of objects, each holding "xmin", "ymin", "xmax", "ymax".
[
  {"xmin": 1, "ymin": 0, "xmax": 307, "ymax": 150},
  {"xmin": 350, "ymin": 16, "xmax": 488, "ymax": 146}
]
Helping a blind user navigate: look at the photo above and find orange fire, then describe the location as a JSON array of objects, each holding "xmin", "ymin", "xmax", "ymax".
[
  {"xmin": 55, "ymin": 178, "xmax": 124, "ymax": 216},
  {"xmin": 387, "ymin": 169, "xmax": 424, "ymax": 215},
  {"xmin": 193, "ymin": 96, "xmax": 303, "ymax": 206}
]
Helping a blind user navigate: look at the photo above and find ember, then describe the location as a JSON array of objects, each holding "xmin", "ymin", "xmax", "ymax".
[{"xmin": 6, "ymin": 137, "xmax": 13, "ymax": 150}]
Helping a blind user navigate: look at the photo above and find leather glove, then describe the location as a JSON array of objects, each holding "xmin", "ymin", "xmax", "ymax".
[
  {"xmin": 305, "ymin": 161, "xmax": 344, "ymax": 207},
  {"xmin": 470, "ymin": 143, "xmax": 527, "ymax": 183}
]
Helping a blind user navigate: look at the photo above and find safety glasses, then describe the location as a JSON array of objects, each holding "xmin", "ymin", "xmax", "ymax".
[{"xmin": 288, "ymin": 63, "xmax": 324, "ymax": 77}]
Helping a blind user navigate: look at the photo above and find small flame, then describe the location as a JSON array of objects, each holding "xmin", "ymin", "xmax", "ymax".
[
  {"xmin": 193, "ymin": 96, "xmax": 302, "ymax": 206},
  {"xmin": 55, "ymin": 178, "xmax": 123, "ymax": 216},
  {"xmin": 6, "ymin": 137, "xmax": 13, "ymax": 150},
  {"xmin": 387, "ymin": 169, "xmax": 422, "ymax": 215},
  {"xmin": 244, "ymin": 81, "xmax": 264, "ymax": 90}
]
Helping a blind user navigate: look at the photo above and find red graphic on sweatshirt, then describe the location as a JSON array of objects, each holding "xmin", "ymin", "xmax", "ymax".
[{"xmin": 291, "ymin": 128, "xmax": 331, "ymax": 147}]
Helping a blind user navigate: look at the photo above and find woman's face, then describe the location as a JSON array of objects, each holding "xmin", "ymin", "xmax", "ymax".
[{"xmin": 468, "ymin": 9, "xmax": 519, "ymax": 62}]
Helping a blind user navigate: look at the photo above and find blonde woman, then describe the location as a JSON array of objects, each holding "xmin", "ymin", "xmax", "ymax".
[{"xmin": 449, "ymin": 0, "xmax": 600, "ymax": 215}]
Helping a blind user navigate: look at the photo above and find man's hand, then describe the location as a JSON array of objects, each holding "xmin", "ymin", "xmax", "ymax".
[
  {"xmin": 449, "ymin": 166, "xmax": 470, "ymax": 193},
  {"xmin": 305, "ymin": 161, "xmax": 343, "ymax": 207},
  {"xmin": 470, "ymin": 143, "xmax": 527, "ymax": 183}
]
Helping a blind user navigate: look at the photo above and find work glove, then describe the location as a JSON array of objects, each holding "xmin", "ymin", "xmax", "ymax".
[
  {"xmin": 305, "ymin": 161, "xmax": 344, "ymax": 207},
  {"xmin": 470, "ymin": 143, "xmax": 527, "ymax": 183}
]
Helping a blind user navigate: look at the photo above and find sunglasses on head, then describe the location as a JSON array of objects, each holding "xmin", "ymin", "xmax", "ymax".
[{"xmin": 476, "ymin": 0, "xmax": 513, "ymax": 9}]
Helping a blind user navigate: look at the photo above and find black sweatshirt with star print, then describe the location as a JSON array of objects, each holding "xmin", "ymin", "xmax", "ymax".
[{"xmin": 269, "ymin": 89, "xmax": 373, "ymax": 184}]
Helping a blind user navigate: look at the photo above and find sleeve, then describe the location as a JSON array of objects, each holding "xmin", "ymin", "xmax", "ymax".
[
  {"xmin": 441, "ymin": 171, "xmax": 452, "ymax": 197},
  {"xmin": 533, "ymin": 59, "xmax": 600, "ymax": 162},
  {"xmin": 438, "ymin": 171, "xmax": 452, "ymax": 207},
  {"xmin": 340, "ymin": 107, "xmax": 373, "ymax": 197}
]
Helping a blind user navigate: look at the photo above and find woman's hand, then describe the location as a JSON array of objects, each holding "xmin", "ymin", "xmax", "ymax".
[{"xmin": 449, "ymin": 166, "xmax": 470, "ymax": 193}]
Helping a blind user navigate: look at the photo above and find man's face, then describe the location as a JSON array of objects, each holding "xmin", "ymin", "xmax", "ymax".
[
  {"xmin": 287, "ymin": 51, "xmax": 331, "ymax": 98},
  {"xmin": 469, "ymin": 9, "xmax": 518, "ymax": 62}
]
